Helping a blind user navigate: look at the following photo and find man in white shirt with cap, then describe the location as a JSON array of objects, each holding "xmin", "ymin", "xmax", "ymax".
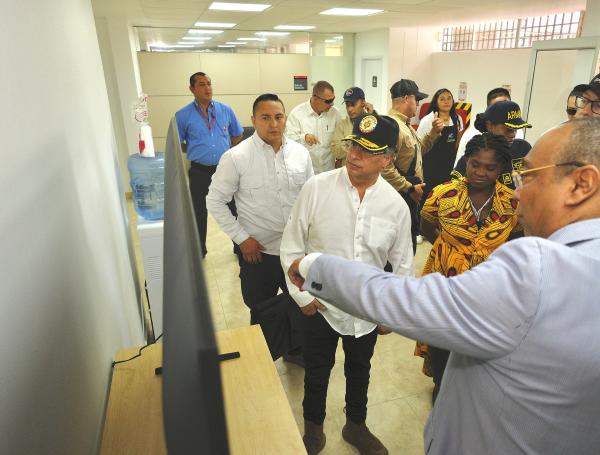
[{"xmin": 281, "ymin": 113, "xmax": 413, "ymax": 455}]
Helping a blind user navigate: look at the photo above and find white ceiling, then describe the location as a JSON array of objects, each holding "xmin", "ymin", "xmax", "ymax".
[{"xmin": 93, "ymin": 0, "xmax": 587, "ymax": 33}]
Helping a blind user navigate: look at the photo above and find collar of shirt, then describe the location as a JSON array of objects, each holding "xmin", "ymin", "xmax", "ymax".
[
  {"xmin": 389, "ymin": 108, "xmax": 410, "ymax": 125},
  {"xmin": 193, "ymin": 100, "xmax": 215, "ymax": 112},
  {"xmin": 340, "ymin": 164, "xmax": 381, "ymax": 196},
  {"xmin": 250, "ymin": 132, "xmax": 288, "ymax": 155},
  {"xmin": 547, "ymin": 218, "xmax": 600, "ymax": 246}
]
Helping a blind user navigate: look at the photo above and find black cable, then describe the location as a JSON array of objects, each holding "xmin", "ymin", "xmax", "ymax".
[{"xmin": 111, "ymin": 333, "xmax": 163, "ymax": 367}]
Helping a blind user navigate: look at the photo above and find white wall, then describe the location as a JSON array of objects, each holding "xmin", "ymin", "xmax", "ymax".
[
  {"xmin": 0, "ymin": 0, "xmax": 143, "ymax": 453},
  {"xmin": 583, "ymin": 0, "xmax": 600, "ymax": 37},
  {"xmin": 430, "ymin": 49, "xmax": 532, "ymax": 117}
]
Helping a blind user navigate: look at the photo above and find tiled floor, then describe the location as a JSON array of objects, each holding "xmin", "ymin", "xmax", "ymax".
[{"xmin": 130, "ymin": 202, "xmax": 434, "ymax": 454}]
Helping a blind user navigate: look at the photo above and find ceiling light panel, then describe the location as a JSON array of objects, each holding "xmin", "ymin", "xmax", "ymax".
[
  {"xmin": 320, "ymin": 8, "xmax": 383, "ymax": 16},
  {"xmin": 194, "ymin": 21, "xmax": 236, "ymax": 28},
  {"xmin": 274, "ymin": 25, "xmax": 315, "ymax": 30},
  {"xmin": 209, "ymin": 2, "xmax": 271, "ymax": 12}
]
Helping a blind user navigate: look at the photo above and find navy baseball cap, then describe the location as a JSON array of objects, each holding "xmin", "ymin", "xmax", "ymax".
[
  {"xmin": 344, "ymin": 114, "xmax": 399, "ymax": 153},
  {"xmin": 390, "ymin": 79, "xmax": 428, "ymax": 101},
  {"xmin": 343, "ymin": 87, "xmax": 365, "ymax": 103},
  {"xmin": 573, "ymin": 73, "xmax": 600, "ymax": 98},
  {"xmin": 485, "ymin": 100, "xmax": 532, "ymax": 129}
]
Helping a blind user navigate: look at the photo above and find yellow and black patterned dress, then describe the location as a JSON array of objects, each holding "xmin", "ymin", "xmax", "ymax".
[{"xmin": 415, "ymin": 177, "xmax": 520, "ymax": 373}]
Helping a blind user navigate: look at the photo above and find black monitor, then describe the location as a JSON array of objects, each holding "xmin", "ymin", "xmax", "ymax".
[{"xmin": 161, "ymin": 118, "xmax": 230, "ymax": 454}]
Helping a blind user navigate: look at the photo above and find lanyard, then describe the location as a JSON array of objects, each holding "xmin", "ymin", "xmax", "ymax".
[{"xmin": 196, "ymin": 103, "xmax": 215, "ymax": 130}]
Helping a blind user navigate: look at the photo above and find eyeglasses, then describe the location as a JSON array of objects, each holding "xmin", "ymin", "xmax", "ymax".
[
  {"xmin": 344, "ymin": 141, "xmax": 388, "ymax": 156},
  {"xmin": 512, "ymin": 161, "xmax": 587, "ymax": 190},
  {"xmin": 575, "ymin": 95, "xmax": 600, "ymax": 114},
  {"xmin": 566, "ymin": 107, "xmax": 577, "ymax": 116},
  {"xmin": 314, "ymin": 94, "xmax": 335, "ymax": 105}
]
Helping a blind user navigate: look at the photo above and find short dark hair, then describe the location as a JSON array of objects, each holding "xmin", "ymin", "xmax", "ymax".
[
  {"xmin": 464, "ymin": 133, "xmax": 512, "ymax": 167},
  {"xmin": 312, "ymin": 80, "xmax": 334, "ymax": 96},
  {"xmin": 189, "ymin": 72, "xmax": 208, "ymax": 87},
  {"xmin": 252, "ymin": 93, "xmax": 285, "ymax": 115},
  {"xmin": 487, "ymin": 87, "xmax": 511, "ymax": 106},
  {"xmin": 568, "ymin": 87, "xmax": 584, "ymax": 99}
]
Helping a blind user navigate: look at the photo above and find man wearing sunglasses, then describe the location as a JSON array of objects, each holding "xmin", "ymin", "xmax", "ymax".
[
  {"xmin": 574, "ymin": 73, "xmax": 600, "ymax": 119},
  {"xmin": 287, "ymin": 117, "xmax": 600, "ymax": 455},
  {"xmin": 281, "ymin": 113, "xmax": 413, "ymax": 455},
  {"xmin": 566, "ymin": 87, "xmax": 583, "ymax": 121},
  {"xmin": 286, "ymin": 80, "xmax": 342, "ymax": 174}
]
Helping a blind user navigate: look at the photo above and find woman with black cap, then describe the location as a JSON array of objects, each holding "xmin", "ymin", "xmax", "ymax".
[{"xmin": 453, "ymin": 100, "xmax": 532, "ymax": 190}]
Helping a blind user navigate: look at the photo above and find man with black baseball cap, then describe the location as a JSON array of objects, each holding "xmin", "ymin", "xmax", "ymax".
[
  {"xmin": 382, "ymin": 79, "xmax": 444, "ymax": 252},
  {"xmin": 281, "ymin": 113, "xmax": 413, "ymax": 455},
  {"xmin": 331, "ymin": 86, "xmax": 375, "ymax": 167},
  {"xmin": 574, "ymin": 73, "xmax": 600, "ymax": 118}
]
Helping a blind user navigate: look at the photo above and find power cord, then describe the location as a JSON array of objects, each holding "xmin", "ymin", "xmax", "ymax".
[{"xmin": 111, "ymin": 333, "xmax": 163, "ymax": 367}]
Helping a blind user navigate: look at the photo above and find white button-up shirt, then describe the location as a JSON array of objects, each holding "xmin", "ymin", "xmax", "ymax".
[
  {"xmin": 207, "ymin": 133, "xmax": 314, "ymax": 256},
  {"xmin": 285, "ymin": 101, "xmax": 342, "ymax": 174},
  {"xmin": 280, "ymin": 167, "xmax": 413, "ymax": 337}
]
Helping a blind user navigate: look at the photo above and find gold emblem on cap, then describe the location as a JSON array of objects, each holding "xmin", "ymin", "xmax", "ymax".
[{"xmin": 359, "ymin": 115, "xmax": 377, "ymax": 133}]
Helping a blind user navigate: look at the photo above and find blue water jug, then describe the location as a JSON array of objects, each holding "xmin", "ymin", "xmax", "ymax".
[{"xmin": 127, "ymin": 152, "xmax": 165, "ymax": 220}]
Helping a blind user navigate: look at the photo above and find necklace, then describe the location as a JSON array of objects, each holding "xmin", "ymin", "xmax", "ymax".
[{"xmin": 468, "ymin": 194, "xmax": 493, "ymax": 225}]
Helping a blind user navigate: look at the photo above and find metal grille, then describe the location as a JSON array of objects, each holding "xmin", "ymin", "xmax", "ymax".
[{"xmin": 442, "ymin": 11, "xmax": 584, "ymax": 51}]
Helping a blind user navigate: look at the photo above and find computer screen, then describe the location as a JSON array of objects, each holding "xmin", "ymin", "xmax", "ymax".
[{"xmin": 161, "ymin": 118, "xmax": 230, "ymax": 454}]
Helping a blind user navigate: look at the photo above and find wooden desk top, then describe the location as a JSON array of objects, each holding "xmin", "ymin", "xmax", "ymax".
[{"xmin": 100, "ymin": 325, "xmax": 305, "ymax": 454}]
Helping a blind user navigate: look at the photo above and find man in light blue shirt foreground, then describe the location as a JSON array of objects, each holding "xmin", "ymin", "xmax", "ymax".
[{"xmin": 288, "ymin": 117, "xmax": 600, "ymax": 454}]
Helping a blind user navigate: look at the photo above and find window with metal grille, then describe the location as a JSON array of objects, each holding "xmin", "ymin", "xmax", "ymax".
[{"xmin": 442, "ymin": 11, "xmax": 584, "ymax": 51}]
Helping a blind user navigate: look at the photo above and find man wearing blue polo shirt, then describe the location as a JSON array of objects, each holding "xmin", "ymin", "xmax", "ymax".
[{"xmin": 176, "ymin": 72, "xmax": 244, "ymax": 257}]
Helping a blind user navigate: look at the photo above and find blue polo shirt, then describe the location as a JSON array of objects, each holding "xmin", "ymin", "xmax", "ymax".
[{"xmin": 175, "ymin": 100, "xmax": 243, "ymax": 165}]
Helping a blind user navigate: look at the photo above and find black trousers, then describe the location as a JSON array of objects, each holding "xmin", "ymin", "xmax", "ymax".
[
  {"xmin": 400, "ymin": 191, "xmax": 419, "ymax": 255},
  {"xmin": 429, "ymin": 345, "xmax": 450, "ymax": 404},
  {"xmin": 237, "ymin": 252, "xmax": 288, "ymax": 324},
  {"xmin": 189, "ymin": 162, "xmax": 235, "ymax": 257},
  {"xmin": 303, "ymin": 312, "xmax": 378, "ymax": 425}
]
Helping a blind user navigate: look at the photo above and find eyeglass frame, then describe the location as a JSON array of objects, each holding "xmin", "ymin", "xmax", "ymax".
[
  {"xmin": 575, "ymin": 95, "xmax": 600, "ymax": 114},
  {"xmin": 511, "ymin": 161, "xmax": 587, "ymax": 190},
  {"xmin": 313, "ymin": 94, "xmax": 336, "ymax": 105}
]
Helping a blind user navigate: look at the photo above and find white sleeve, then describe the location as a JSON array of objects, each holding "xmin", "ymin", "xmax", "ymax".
[
  {"xmin": 280, "ymin": 178, "xmax": 317, "ymax": 307},
  {"xmin": 206, "ymin": 152, "xmax": 250, "ymax": 246},
  {"xmin": 388, "ymin": 205, "xmax": 414, "ymax": 277},
  {"xmin": 285, "ymin": 110, "xmax": 306, "ymax": 144},
  {"xmin": 416, "ymin": 112, "xmax": 434, "ymax": 140}
]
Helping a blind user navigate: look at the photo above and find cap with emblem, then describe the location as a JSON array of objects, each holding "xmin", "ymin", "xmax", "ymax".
[
  {"xmin": 343, "ymin": 113, "xmax": 399, "ymax": 154},
  {"xmin": 573, "ymin": 73, "xmax": 600, "ymax": 98},
  {"xmin": 484, "ymin": 100, "xmax": 532, "ymax": 129},
  {"xmin": 343, "ymin": 86, "xmax": 365, "ymax": 103},
  {"xmin": 390, "ymin": 79, "xmax": 428, "ymax": 101}
]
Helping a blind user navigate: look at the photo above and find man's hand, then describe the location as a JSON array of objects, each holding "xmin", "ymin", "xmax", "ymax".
[
  {"xmin": 410, "ymin": 183, "xmax": 426, "ymax": 203},
  {"xmin": 288, "ymin": 257, "xmax": 305, "ymax": 289},
  {"xmin": 376, "ymin": 325, "xmax": 392, "ymax": 335},
  {"xmin": 364, "ymin": 102, "xmax": 375, "ymax": 114},
  {"xmin": 431, "ymin": 112, "xmax": 445, "ymax": 134},
  {"xmin": 300, "ymin": 299, "xmax": 327, "ymax": 316},
  {"xmin": 239, "ymin": 237, "xmax": 265, "ymax": 264},
  {"xmin": 305, "ymin": 133, "xmax": 320, "ymax": 146}
]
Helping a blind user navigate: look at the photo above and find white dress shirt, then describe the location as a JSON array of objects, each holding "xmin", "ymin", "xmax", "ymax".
[
  {"xmin": 280, "ymin": 167, "xmax": 413, "ymax": 337},
  {"xmin": 206, "ymin": 133, "xmax": 313, "ymax": 256},
  {"xmin": 285, "ymin": 101, "xmax": 342, "ymax": 174},
  {"xmin": 299, "ymin": 218, "xmax": 600, "ymax": 454}
]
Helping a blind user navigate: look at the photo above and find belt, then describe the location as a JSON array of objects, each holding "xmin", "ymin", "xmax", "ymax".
[{"xmin": 191, "ymin": 162, "xmax": 218, "ymax": 171}]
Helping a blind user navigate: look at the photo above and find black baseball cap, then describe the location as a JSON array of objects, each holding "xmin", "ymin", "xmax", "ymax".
[
  {"xmin": 390, "ymin": 79, "xmax": 428, "ymax": 101},
  {"xmin": 343, "ymin": 87, "xmax": 365, "ymax": 103},
  {"xmin": 484, "ymin": 100, "xmax": 532, "ymax": 129},
  {"xmin": 573, "ymin": 73, "xmax": 600, "ymax": 98},
  {"xmin": 343, "ymin": 114, "xmax": 399, "ymax": 153}
]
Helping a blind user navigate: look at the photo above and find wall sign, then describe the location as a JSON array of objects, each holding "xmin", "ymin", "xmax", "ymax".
[
  {"xmin": 458, "ymin": 81, "xmax": 467, "ymax": 102},
  {"xmin": 294, "ymin": 75, "xmax": 308, "ymax": 91},
  {"xmin": 372, "ymin": 76, "xmax": 377, "ymax": 87}
]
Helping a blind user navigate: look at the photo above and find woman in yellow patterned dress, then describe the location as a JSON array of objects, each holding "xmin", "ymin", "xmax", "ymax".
[{"xmin": 417, "ymin": 132, "xmax": 521, "ymax": 404}]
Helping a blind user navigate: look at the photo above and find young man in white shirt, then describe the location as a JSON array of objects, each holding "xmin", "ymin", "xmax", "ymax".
[
  {"xmin": 280, "ymin": 114, "xmax": 413, "ymax": 455},
  {"xmin": 285, "ymin": 80, "xmax": 342, "ymax": 174},
  {"xmin": 206, "ymin": 94, "xmax": 314, "ymax": 340}
]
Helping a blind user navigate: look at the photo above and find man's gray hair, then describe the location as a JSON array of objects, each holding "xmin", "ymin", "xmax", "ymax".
[
  {"xmin": 383, "ymin": 146, "xmax": 397, "ymax": 156},
  {"xmin": 556, "ymin": 117, "xmax": 600, "ymax": 176}
]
